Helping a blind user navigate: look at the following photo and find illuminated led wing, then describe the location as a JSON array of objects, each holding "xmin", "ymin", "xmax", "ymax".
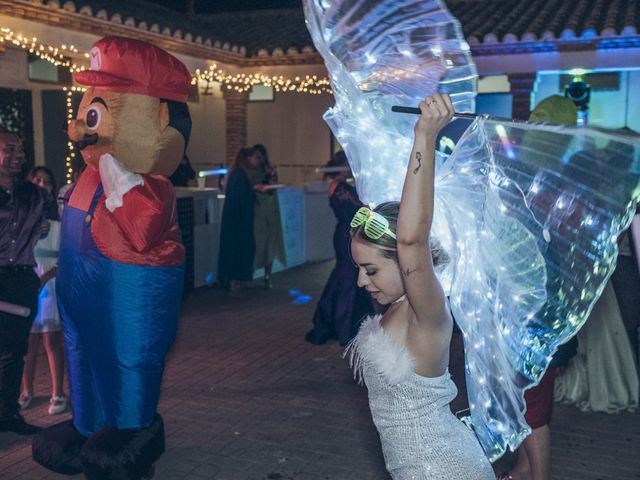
[
  {"xmin": 303, "ymin": 0, "xmax": 476, "ymax": 206},
  {"xmin": 432, "ymin": 118, "xmax": 640, "ymax": 460},
  {"xmin": 304, "ymin": 0, "xmax": 640, "ymax": 463}
]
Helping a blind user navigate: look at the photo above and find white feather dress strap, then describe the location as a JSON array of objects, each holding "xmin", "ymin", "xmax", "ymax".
[{"xmin": 345, "ymin": 315, "xmax": 416, "ymax": 386}]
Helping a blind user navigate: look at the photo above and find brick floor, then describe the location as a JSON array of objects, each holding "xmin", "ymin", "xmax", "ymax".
[{"xmin": 1, "ymin": 260, "xmax": 639, "ymax": 480}]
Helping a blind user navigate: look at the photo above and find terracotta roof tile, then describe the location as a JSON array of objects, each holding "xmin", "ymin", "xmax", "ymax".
[
  {"xmin": 205, "ymin": 0, "xmax": 640, "ymax": 53},
  {"xmin": 448, "ymin": 0, "xmax": 640, "ymax": 41},
  {"xmin": 196, "ymin": 8, "xmax": 312, "ymax": 55}
]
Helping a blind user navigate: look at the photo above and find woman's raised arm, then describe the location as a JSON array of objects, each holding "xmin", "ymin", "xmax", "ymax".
[{"xmin": 396, "ymin": 93, "xmax": 454, "ymax": 327}]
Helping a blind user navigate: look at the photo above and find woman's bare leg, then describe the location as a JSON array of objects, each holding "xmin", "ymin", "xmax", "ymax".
[
  {"xmin": 522, "ymin": 425, "xmax": 551, "ymax": 480},
  {"xmin": 42, "ymin": 331, "xmax": 65, "ymax": 398},
  {"xmin": 21, "ymin": 333, "xmax": 41, "ymax": 397}
]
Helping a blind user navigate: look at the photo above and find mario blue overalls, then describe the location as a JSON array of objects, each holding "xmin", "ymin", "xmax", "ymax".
[
  {"xmin": 57, "ymin": 179, "xmax": 183, "ymax": 437},
  {"xmin": 32, "ymin": 34, "xmax": 191, "ymax": 479}
]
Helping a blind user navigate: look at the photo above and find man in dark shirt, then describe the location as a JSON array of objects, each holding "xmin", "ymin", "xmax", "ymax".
[{"xmin": 0, "ymin": 130, "xmax": 57, "ymax": 435}]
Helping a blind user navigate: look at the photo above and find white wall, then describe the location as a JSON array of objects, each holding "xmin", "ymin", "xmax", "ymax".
[
  {"xmin": 247, "ymin": 91, "xmax": 333, "ymax": 185},
  {"xmin": 626, "ymin": 71, "xmax": 640, "ymax": 132},
  {"xmin": 588, "ymin": 73, "xmax": 628, "ymax": 129},
  {"xmin": 0, "ymin": 47, "xmax": 29, "ymax": 89},
  {"xmin": 532, "ymin": 72, "xmax": 561, "ymax": 111},
  {"xmin": 475, "ymin": 47, "xmax": 640, "ymax": 75},
  {"xmin": 533, "ymin": 70, "xmax": 640, "ymax": 130},
  {"xmin": 186, "ymin": 89, "xmax": 226, "ymax": 181},
  {"xmin": 184, "ymin": 83, "xmax": 336, "ymax": 188},
  {"xmin": 185, "ymin": 81, "xmax": 335, "ymax": 187}
]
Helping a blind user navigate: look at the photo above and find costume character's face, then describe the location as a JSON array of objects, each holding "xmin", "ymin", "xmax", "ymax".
[
  {"xmin": 68, "ymin": 88, "xmax": 185, "ymax": 175},
  {"xmin": 351, "ymin": 235, "xmax": 404, "ymax": 305},
  {"xmin": 0, "ymin": 133, "xmax": 26, "ymax": 177}
]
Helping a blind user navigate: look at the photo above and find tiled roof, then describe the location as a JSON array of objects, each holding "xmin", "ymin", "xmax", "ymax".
[
  {"xmin": 41, "ymin": 0, "xmax": 252, "ymax": 53},
  {"xmin": 448, "ymin": 0, "xmax": 639, "ymax": 44},
  {"xmin": 73, "ymin": 1, "xmax": 315, "ymax": 56},
  {"xmin": 196, "ymin": 0, "xmax": 640, "ymax": 55},
  {"xmin": 4, "ymin": 0, "xmax": 640, "ymax": 62},
  {"xmin": 196, "ymin": 9, "xmax": 313, "ymax": 57}
]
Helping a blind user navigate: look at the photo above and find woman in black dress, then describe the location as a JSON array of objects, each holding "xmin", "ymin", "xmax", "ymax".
[
  {"xmin": 217, "ymin": 148, "xmax": 260, "ymax": 296},
  {"xmin": 306, "ymin": 151, "xmax": 373, "ymax": 345}
]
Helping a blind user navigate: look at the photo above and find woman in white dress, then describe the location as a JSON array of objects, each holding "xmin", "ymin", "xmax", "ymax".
[
  {"xmin": 347, "ymin": 93, "xmax": 494, "ymax": 479},
  {"xmin": 19, "ymin": 167, "xmax": 67, "ymax": 415},
  {"xmin": 555, "ymin": 279, "xmax": 639, "ymax": 413}
]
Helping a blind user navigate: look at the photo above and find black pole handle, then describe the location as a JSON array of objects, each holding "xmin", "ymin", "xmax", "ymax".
[{"xmin": 391, "ymin": 105, "xmax": 477, "ymax": 119}]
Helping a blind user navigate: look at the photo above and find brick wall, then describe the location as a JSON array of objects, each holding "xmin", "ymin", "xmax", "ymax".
[{"xmin": 509, "ymin": 72, "xmax": 537, "ymax": 121}]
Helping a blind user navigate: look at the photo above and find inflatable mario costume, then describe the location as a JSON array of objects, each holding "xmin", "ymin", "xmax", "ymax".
[{"xmin": 32, "ymin": 36, "xmax": 191, "ymax": 480}]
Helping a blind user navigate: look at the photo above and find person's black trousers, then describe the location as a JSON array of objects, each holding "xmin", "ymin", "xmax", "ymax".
[
  {"xmin": 611, "ymin": 254, "xmax": 640, "ymax": 365},
  {"xmin": 0, "ymin": 266, "xmax": 39, "ymax": 419}
]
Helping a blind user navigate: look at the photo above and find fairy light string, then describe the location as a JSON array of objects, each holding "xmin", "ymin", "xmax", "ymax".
[
  {"xmin": 193, "ymin": 65, "xmax": 332, "ymax": 95},
  {"xmin": 0, "ymin": 27, "xmax": 331, "ymax": 94},
  {"xmin": 63, "ymin": 86, "xmax": 86, "ymax": 183},
  {"xmin": 0, "ymin": 26, "xmax": 331, "ymax": 182}
]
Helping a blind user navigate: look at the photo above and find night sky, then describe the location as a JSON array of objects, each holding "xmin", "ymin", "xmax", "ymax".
[{"xmin": 148, "ymin": 0, "xmax": 303, "ymax": 14}]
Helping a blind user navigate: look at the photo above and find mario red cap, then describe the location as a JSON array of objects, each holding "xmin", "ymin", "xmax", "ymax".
[{"xmin": 75, "ymin": 36, "xmax": 191, "ymax": 102}]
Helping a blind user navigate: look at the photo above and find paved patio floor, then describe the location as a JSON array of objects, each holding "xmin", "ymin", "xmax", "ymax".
[{"xmin": 1, "ymin": 260, "xmax": 639, "ymax": 479}]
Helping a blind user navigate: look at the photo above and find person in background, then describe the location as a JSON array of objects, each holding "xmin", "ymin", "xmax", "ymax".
[
  {"xmin": 249, "ymin": 144, "xmax": 285, "ymax": 289},
  {"xmin": 610, "ymin": 127, "xmax": 640, "ymax": 367},
  {"xmin": 306, "ymin": 150, "xmax": 373, "ymax": 345},
  {"xmin": 499, "ymin": 94, "xmax": 579, "ymax": 480},
  {"xmin": 217, "ymin": 147, "xmax": 259, "ymax": 296},
  {"xmin": 57, "ymin": 162, "xmax": 86, "ymax": 204},
  {"xmin": 612, "ymin": 211, "xmax": 640, "ymax": 365},
  {"xmin": 554, "ymin": 278, "xmax": 639, "ymax": 413},
  {"xmin": 0, "ymin": 130, "xmax": 57, "ymax": 435},
  {"xmin": 553, "ymin": 130, "xmax": 639, "ymax": 414},
  {"xmin": 170, "ymin": 154, "xmax": 196, "ymax": 187},
  {"xmin": 19, "ymin": 166, "xmax": 67, "ymax": 416}
]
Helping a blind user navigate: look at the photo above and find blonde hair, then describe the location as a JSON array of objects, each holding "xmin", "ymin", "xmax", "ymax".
[{"xmin": 351, "ymin": 201, "xmax": 450, "ymax": 271}]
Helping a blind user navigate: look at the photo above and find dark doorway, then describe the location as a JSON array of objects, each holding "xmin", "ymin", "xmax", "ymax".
[
  {"xmin": 0, "ymin": 87, "xmax": 34, "ymax": 172},
  {"xmin": 41, "ymin": 89, "xmax": 82, "ymax": 189}
]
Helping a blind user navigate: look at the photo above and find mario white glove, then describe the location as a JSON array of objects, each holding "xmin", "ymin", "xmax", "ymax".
[{"xmin": 99, "ymin": 153, "xmax": 144, "ymax": 212}]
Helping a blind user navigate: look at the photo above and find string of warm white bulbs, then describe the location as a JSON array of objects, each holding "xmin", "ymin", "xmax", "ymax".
[
  {"xmin": 193, "ymin": 65, "xmax": 332, "ymax": 95},
  {"xmin": 1, "ymin": 26, "xmax": 332, "ymax": 182}
]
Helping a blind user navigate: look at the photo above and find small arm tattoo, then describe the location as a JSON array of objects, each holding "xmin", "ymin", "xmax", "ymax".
[
  {"xmin": 402, "ymin": 267, "xmax": 417, "ymax": 277},
  {"xmin": 413, "ymin": 151, "xmax": 422, "ymax": 175}
]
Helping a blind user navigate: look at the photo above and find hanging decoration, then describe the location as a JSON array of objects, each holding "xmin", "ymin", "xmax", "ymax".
[
  {"xmin": 1, "ymin": 25, "xmax": 332, "ymax": 182},
  {"xmin": 0, "ymin": 27, "xmax": 331, "ymax": 94},
  {"xmin": 0, "ymin": 28, "xmax": 85, "ymax": 72},
  {"xmin": 63, "ymin": 86, "xmax": 86, "ymax": 183},
  {"xmin": 193, "ymin": 65, "xmax": 332, "ymax": 95}
]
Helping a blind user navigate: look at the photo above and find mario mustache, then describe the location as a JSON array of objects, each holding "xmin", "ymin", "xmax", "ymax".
[{"xmin": 76, "ymin": 133, "xmax": 99, "ymax": 150}]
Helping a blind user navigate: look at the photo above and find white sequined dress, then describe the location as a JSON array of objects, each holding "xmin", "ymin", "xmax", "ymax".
[{"xmin": 347, "ymin": 315, "xmax": 494, "ymax": 480}]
